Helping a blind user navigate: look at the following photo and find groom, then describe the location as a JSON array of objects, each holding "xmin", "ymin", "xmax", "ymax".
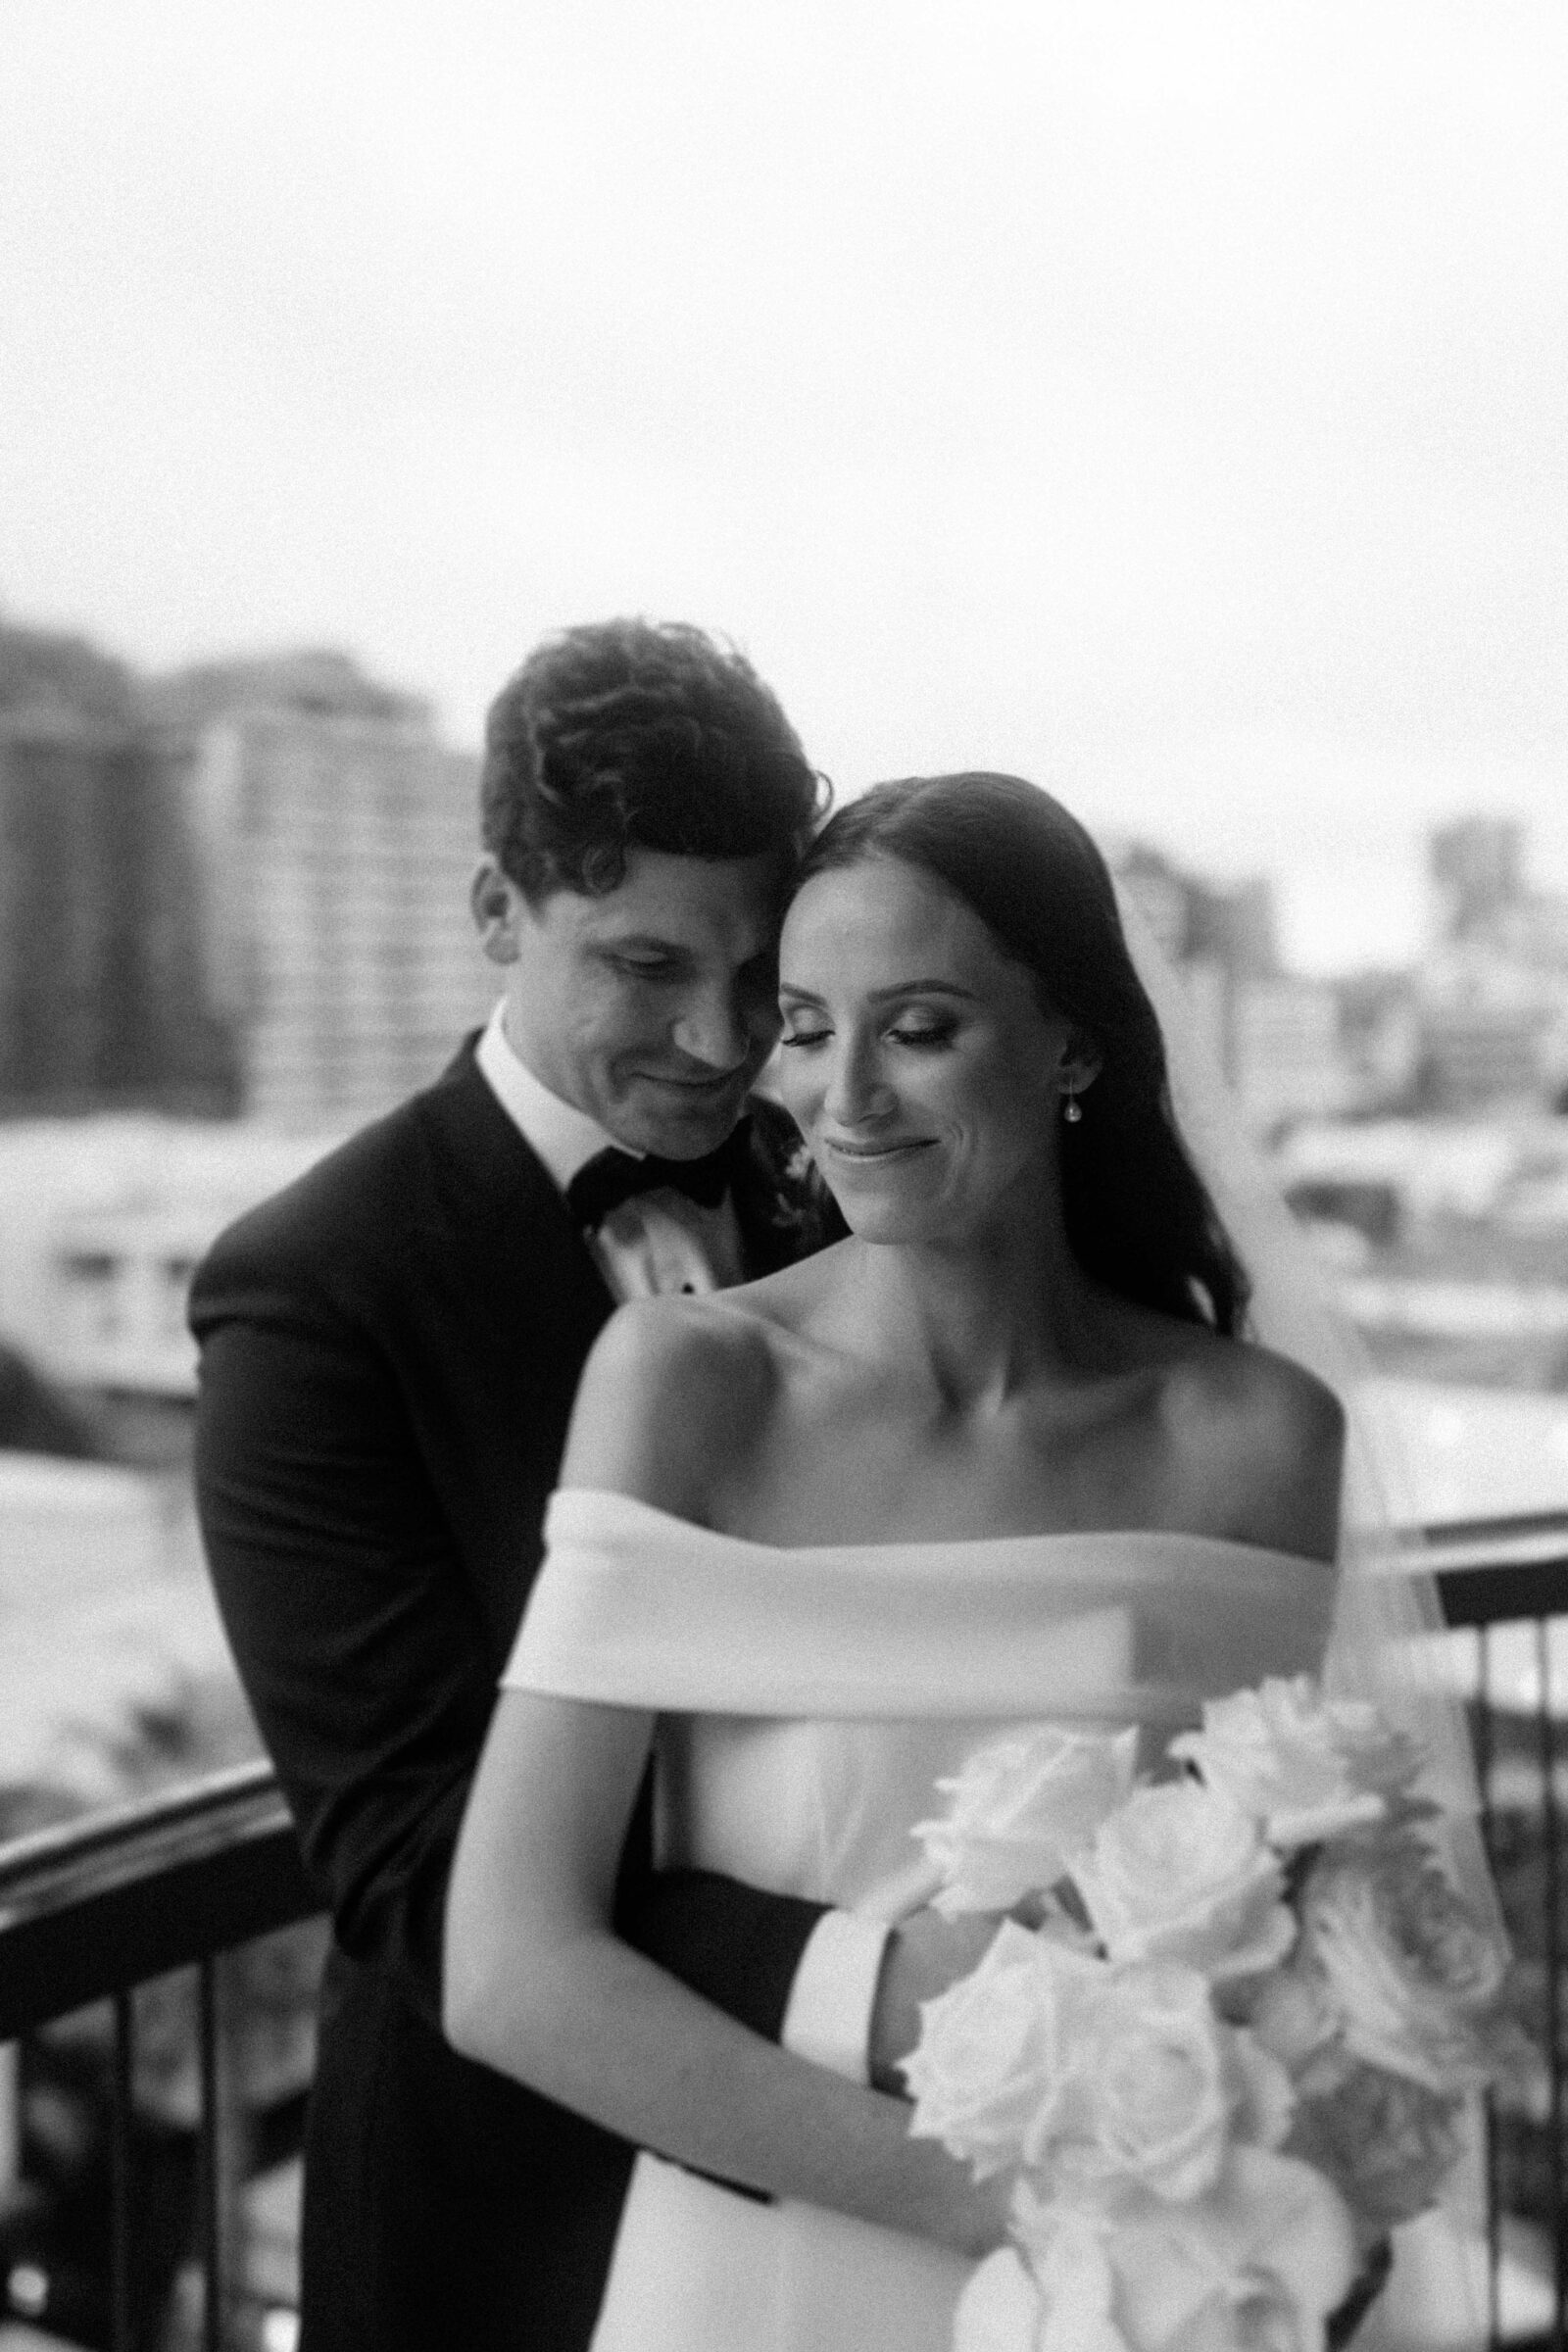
[{"xmin": 190, "ymin": 620, "xmax": 993, "ymax": 2352}]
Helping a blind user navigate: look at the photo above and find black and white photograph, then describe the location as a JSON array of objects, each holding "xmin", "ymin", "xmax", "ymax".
[{"xmin": 1, "ymin": 8, "xmax": 1565, "ymax": 2349}]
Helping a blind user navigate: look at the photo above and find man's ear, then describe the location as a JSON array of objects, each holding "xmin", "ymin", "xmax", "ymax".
[{"xmin": 470, "ymin": 857, "xmax": 523, "ymax": 964}]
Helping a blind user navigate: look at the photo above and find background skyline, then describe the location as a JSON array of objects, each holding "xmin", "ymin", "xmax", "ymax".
[{"xmin": 4, "ymin": 0, "xmax": 1566, "ymax": 975}]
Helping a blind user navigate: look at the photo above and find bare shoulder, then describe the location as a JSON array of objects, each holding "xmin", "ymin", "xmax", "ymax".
[
  {"xmin": 1171, "ymin": 1334, "xmax": 1347, "ymax": 1455},
  {"xmin": 1157, "ymin": 1333, "xmax": 1346, "ymax": 1563},
  {"xmin": 558, "ymin": 1292, "xmax": 785, "ymax": 1521}
]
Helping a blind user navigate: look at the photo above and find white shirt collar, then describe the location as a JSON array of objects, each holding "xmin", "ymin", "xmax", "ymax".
[{"xmin": 474, "ymin": 1000, "xmax": 630, "ymax": 1195}]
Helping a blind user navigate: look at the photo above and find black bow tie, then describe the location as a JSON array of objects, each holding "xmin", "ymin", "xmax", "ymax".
[{"xmin": 565, "ymin": 1126, "xmax": 745, "ymax": 1230}]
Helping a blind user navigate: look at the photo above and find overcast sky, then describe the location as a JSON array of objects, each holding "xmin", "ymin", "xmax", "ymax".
[{"xmin": 3, "ymin": 1, "xmax": 1565, "ymax": 972}]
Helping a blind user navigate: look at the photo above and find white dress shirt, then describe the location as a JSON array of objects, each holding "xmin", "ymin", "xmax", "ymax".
[
  {"xmin": 473, "ymin": 1002, "xmax": 885, "ymax": 2082},
  {"xmin": 474, "ymin": 1004, "xmax": 745, "ymax": 1298}
]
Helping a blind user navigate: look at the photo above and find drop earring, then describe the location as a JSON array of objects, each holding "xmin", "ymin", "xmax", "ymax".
[{"xmin": 1062, "ymin": 1083, "xmax": 1083, "ymax": 1125}]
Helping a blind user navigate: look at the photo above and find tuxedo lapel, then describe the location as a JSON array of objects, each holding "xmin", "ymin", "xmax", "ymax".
[
  {"xmin": 407, "ymin": 1046, "xmax": 826, "ymax": 1377},
  {"xmin": 412, "ymin": 1038, "xmax": 615, "ymax": 1360},
  {"xmin": 399, "ymin": 1041, "xmax": 617, "ymax": 1656}
]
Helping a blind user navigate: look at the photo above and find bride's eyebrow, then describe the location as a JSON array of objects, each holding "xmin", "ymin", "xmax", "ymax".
[
  {"xmin": 867, "ymin": 981, "xmax": 977, "ymax": 1004},
  {"xmin": 777, "ymin": 980, "xmax": 978, "ymax": 1005}
]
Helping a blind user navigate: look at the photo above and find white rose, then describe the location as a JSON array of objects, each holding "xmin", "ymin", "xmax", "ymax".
[
  {"xmin": 1169, "ymin": 1679, "xmax": 1418, "ymax": 1851},
  {"xmin": 1008, "ymin": 2148, "xmax": 1354, "ymax": 2352},
  {"xmin": 1160, "ymin": 2269, "xmax": 1313, "ymax": 2352},
  {"xmin": 1283, "ymin": 2052, "xmax": 1466, "ymax": 2230},
  {"xmin": 954, "ymin": 2248, "xmax": 1060, "ymax": 2352},
  {"xmin": 963, "ymin": 2211, "xmax": 1137, "ymax": 2352},
  {"xmin": 1245, "ymin": 1966, "xmax": 1341, "ymax": 2076},
  {"xmin": 1100, "ymin": 2147, "xmax": 1356, "ymax": 2352},
  {"xmin": 905, "ymin": 1922, "xmax": 1088, "ymax": 2178},
  {"xmin": 1298, "ymin": 1832, "xmax": 1513, "ymax": 2092},
  {"xmin": 1042, "ymin": 1965, "xmax": 1290, "ymax": 2206},
  {"xmin": 955, "ymin": 2230, "xmax": 1137, "ymax": 2352},
  {"xmin": 915, "ymin": 1728, "xmax": 1140, "ymax": 1917},
  {"xmin": 1071, "ymin": 1783, "xmax": 1296, "ymax": 1982},
  {"xmin": 1225, "ymin": 2030, "xmax": 1298, "ymax": 2157}
]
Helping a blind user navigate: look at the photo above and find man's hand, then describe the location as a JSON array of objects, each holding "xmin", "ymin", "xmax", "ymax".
[{"xmin": 867, "ymin": 1906, "xmax": 1004, "ymax": 2095}]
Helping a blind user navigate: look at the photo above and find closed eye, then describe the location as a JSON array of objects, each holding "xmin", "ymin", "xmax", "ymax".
[
  {"xmin": 607, "ymin": 953, "xmax": 680, "ymax": 979},
  {"xmin": 888, "ymin": 1021, "xmax": 956, "ymax": 1049},
  {"xmin": 780, "ymin": 1017, "xmax": 958, "ymax": 1050}
]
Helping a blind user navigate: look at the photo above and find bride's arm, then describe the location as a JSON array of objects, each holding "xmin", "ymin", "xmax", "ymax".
[
  {"xmin": 445, "ymin": 1298, "xmax": 1002, "ymax": 2251},
  {"xmin": 443, "ymin": 1682, "xmax": 1003, "ymax": 2253}
]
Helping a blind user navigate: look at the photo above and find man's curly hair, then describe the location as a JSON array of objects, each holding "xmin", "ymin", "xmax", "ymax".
[{"xmin": 480, "ymin": 619, "xmax": 828, "ymax": 899}]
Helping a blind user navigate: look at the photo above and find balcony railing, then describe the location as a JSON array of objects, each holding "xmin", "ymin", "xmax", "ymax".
[
  {"xmin": 0, "ymin": 1523, "xmax": 1564, "ymax": 2350},
  {"xmin": 1421, "ymin": 1517, "xmax": 1568, "ymax": 2352},
  {"xmin": 0, "ymin": 1765, "xmax": 320, "ymax": 2350}
]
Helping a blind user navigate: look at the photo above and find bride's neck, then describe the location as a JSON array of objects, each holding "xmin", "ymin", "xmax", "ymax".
[{"xmin": 833, "ymin": 1205, "xmax": 1108, "ymax": 1409}]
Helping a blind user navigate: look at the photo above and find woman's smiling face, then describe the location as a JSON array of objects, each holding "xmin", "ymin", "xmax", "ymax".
[{"xmin": 776, "ymin": 854, "xmax": 1079, "ymax": 1244}]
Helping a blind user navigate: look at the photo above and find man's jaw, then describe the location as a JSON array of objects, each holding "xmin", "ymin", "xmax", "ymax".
[{"xmin": 614, "ymin": 1064, "xmax": 759, "ymax": 1157}]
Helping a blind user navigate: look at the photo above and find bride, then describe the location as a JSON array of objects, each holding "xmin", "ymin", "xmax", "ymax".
[{"xmin": 445, "ymin": 771, "xmax": 1355, "ymax": 2347}]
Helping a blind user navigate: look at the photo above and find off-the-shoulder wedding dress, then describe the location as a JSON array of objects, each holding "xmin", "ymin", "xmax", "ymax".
[{"xmin": 502, "ymin": 1488, "xmax": 1337, "ymax": 2352}]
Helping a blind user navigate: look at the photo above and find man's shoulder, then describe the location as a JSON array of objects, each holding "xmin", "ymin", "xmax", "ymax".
[
  {"xmin": 190, "ymin": 1042, "xmax": 513, "ymax": 1312},
  {"xmin": 205, "ymin": 1086, "xmax": 434, "ymax": 1259}
]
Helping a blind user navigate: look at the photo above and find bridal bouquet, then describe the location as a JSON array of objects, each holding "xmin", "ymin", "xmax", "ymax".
[{"xmin": 903, "ymin": 1679, "xmax": 1529, "ymax": 2352}]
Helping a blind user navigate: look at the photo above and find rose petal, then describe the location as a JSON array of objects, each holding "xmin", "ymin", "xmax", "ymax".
[
  {"xmin": 1111, "ymin": 2147, "xmax": 1356, "ymax": 2349},
  {"xmin": 916, "ymin": 1728, "xmax": 1141, "ymax": 1915},
  {"xmin": 955, "ymin": 2249, "xmax": 1060, "ymax": 2352}
]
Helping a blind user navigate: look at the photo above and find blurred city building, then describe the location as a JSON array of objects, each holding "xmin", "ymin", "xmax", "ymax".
[
  {"xmin": 1414, "ymin": 957, "xmax": 1563, "ymax": 1115},
  {"xmin": 148, "ymin": 648, "xmax": 493, "ymax": 1131},
  {"xmin": 0, "ymin": 658, "xmax": 236, "ymax": 1116},
  {"xmin": 0, "ymin": 619, "xmax": 503, "ymax": 1455},
  {"xmin": 1227, "ymin": 976, "xmax": 1353, "ymax": 1130},
  {"xmin": 1113, "ymin": 815, "xmax": 1568, "ymax": 1134},
  {"xmin": 172, "ymin": 710, "xmax": 488, "ymax": 1130},
  {"xmin": 1111, "ymin": 840, "xmax": 1353, "ymax": 1132},
  {"xmin": 1430, "ymin": 815, "xmax": 1527, "ymax": 942},
  {"xmin": 1336, "ymin": 973, "xmax": 1424, "ymax": 1111},
  {"xmin": 2, "ymin": 623, "xmax": 494, "ymax": 1134},
  {"xmin": 1416, "ymin": 816, "xmax": 1568, "ymax": 1115}
]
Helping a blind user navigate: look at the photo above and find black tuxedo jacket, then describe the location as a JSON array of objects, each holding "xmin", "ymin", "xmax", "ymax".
[{"xmin": 190, "ymin": 1041, "xmax": 830, "ymax": 2351}]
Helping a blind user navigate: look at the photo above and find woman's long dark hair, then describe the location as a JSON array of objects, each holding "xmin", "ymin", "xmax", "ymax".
[{"xmin": 794, "ymin": 773, "xmax": 1251, "ymax": 1337}]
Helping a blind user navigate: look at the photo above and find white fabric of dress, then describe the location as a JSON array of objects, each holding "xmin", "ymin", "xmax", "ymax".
[{"xmin": 502, "ymin": 1488, "xmax": 1339, "ymax": 2352}]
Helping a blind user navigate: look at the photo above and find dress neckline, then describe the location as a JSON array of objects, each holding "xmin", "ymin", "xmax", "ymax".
[{"xmin": 549, "ymin": 1486, "xmax": 1333, "ymax": 1575}]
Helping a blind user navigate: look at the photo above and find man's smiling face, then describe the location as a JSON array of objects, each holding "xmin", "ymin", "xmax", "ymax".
[{"xmin": 473, "ymin": 846, "xmax": 786, "ymax": 1158}]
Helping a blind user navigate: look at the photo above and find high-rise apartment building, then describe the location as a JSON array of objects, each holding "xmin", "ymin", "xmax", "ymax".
[
  {"xmin": 1430, "ymin": 816, "xmax": 1525, "ymax": 943},
  {"xmin": 3, "ymin": 627, "xmax": 497, "ymax": 1130},
  {"xmin": 179, "ymin": 703, "xmax": 492, "ymax": 1130},
  {"xmin": 0, "ymin": 706, "xmax": 234, "ymax": 1112}
]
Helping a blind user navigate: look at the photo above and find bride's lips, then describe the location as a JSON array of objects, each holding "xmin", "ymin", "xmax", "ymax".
[{"xmin": 821, "ymin": 1135, "xmax": 937, "ymax": 1167}]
